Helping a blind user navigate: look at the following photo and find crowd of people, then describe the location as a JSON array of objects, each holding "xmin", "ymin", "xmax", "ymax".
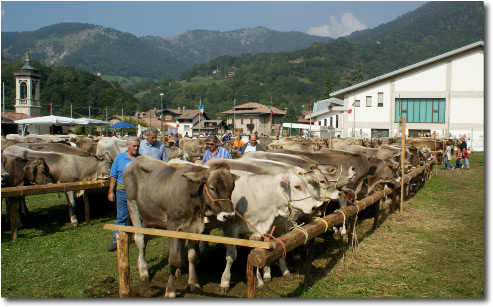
[{"xmin": 443, "ymin": 136, "xmax": 470, "ymax": 171}]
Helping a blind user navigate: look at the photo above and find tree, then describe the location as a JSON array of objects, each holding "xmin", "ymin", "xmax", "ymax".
[
  {"xmin": 340, "ymin": 63, "xmax": 367, "ymax": 88},
  {"xmin": 282, "ymin": 104, "xmax": 299, "ymax": 124},
  {"xmin": 323, "ymin": 72, "xmax": 335, "ymax": 98}
]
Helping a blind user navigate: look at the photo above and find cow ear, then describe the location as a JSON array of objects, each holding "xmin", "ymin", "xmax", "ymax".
[
  {"xmin": 279, "ymin": 173, "xmax": 290, "ymax": 189},
  {"xmin": 294, "ymin": 166, "xmax": 307, "ymax": 176},
  {"xmin": 104, "ymin": 152, "xmax": 113, "ymax": 164},
  {"xmin": 182, "ymin": 171, "xmax": 206, "ymax": 183},
  {"xmin": 231, "ymin": 173, "xmax": 240, "ymax": 181}
]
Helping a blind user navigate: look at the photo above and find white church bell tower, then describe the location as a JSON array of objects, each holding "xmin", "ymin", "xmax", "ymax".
[{"xmin": 14, "ymin": 51, "xmax": 41, "ymax": 117}]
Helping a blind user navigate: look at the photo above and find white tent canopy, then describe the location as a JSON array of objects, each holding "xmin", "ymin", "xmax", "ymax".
[{"xmin": 15, "ymin": 115, "xmax": 110, "ymax": 125}]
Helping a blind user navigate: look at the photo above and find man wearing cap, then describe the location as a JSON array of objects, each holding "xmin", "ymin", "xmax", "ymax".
[{"xmin": 202, "ymin": 134, "xmax": 232, "ymax": 164}]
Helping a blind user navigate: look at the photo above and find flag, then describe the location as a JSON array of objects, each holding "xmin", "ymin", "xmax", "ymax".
[{"xmin": 348, "ymin": 101, "xmax": 355, "ymax": 114}]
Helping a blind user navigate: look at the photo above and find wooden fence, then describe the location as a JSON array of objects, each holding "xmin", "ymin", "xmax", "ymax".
[{"xmin": 102, "ymin": 158, "xmax": 435, "ymax": 298}]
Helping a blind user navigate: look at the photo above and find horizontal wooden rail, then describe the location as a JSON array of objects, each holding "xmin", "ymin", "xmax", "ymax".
[
  {"xmin": 1, "ymin": 180, "xmax": 109, "ymax": 198},
  {"xmin": 103, "ymin": 224, "xmax": 275, "ymax": 250},
  {"xmin": 248, "ymin": 159, "xmax": 435, "ymax": 268}
]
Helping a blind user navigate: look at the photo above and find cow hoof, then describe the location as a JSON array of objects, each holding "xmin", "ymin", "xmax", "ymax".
[
  {"xmin": 71, "ymin": 222, "xmax": 78, "ymax": 228},
  {"xmin": 220, "ymin": 287, "xmax": 229, "ymax": 294},
  {"xmin": 164, "ymin": 290, "xmax": 176, "ymax": 298},
  {"xmin": 175, "ymin": 268, "xmax": 182, "ymax": 278},
  {"xmin": 282, "ymin": 272, "xmax": 292, "ymax": 278},
  {"xmin": 257, "ymin": 284, "xmax": 268, "ymax": 291},
  {"xmin": 264, "ymin": 276, "xmax": 272, "ymax": 284},
  {"xmin": 139, "ymin": 273, "xmax": 150, "ymax": 283},
  {"xmin": 189, "ymin": 284, "xmax": 202, "ymax": 294}
]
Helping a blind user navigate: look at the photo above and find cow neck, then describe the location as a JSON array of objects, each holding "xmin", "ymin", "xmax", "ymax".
[{"xmin": 190, "ymin": 182, "xmax": 208, "ymax": 217}]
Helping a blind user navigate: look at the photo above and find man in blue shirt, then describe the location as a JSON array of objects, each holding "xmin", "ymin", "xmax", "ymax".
[
  {"xmin": 107, "ymin": 136, "xmax": 141, "ymax": 252},
  {"xmin": 202, "ymin": 134, "xmax": 232, "ymax": 165},
  {"xmin": 139, "ymin": 127, "xmax": 169, "ymax": 162}
]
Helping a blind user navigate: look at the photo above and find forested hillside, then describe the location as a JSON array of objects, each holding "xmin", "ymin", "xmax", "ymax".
[{"xmin": 1, "ymin": 24, "xmax": 330, "ymax": 79}]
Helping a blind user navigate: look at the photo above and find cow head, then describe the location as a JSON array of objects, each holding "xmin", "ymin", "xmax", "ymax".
[
  {"xmin": 182, "ymin": 162, "xmax": 239, "ymax": 222},
  {"xmin": 94, "ymin": 152, "xmax": 113, "ymax": 179},
  {"xmin": 1, "ymin": 154, "xmax": 10, "ymax": 187},
  {"xmin": 297, "ymin": 166, "xmax": 341, "ymax": 202},
  {"xmin": 279, "ymin": 168, "xmax": 324, "ymax": 216},
  {"xmin": 23, "ymin": 158, "xmax": 55, "ymax": 185}
]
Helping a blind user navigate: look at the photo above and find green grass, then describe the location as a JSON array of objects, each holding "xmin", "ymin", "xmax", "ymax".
[{"xmin": 1, "ymin": 153, "xmax": 484, "ymax": 298}]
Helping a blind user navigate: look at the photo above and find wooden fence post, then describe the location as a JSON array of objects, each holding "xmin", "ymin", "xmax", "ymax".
[
  {"xmin": 303, "ymin": 239, "xmax": 315, "ymax": 289},
  {"xmin": 83, "ymin": 192, "xmax": 91, "ymax": 226},
  {"xmin": 117, "ymin": 231, "xmax": 130, "ymax": 298},
  {"xmin": 246, "ymin": 253, "xmax": 256, "ymax": 298}
]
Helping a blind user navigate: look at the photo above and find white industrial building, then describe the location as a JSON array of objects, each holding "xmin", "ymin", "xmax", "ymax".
[{"xmin": 310, "ymin": 41, "xmax": 484, "ymax": 151}]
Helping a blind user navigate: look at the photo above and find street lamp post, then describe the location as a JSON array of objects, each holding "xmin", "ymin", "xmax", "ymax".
[{"xmin": 160, "ymin": 93, "xmax": 164, "ymax": 142}]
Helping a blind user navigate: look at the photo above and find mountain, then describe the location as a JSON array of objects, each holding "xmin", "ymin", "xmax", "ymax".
[{"xmin": 1, "ymin": 24, "xmax": 331, "ymax": 79}]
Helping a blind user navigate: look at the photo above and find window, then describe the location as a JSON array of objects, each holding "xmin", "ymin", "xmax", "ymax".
[
  {"xmin": 395, "ymin": 98, "xmax": 445, "ymax": 123},
  {"xmin": 184, "ymin": 125, "xmax": 190, "ymax": 132},
  {"xmin": 241, "ymin": 119, "xmax": 243, "ymax": 124},
  {"xmin": 371, "ymin": 129, "xmax": 389, "ymax": 138},
  {"xmin": 318, "ymin": 121, "xmax": 321, "ymax": 126},
  {"xmin": 378, "ymin": 92, "xmax": 384, "ymax": 107},
  {"xmin": 330, "ymin": 117, "xmax": 333, "ymax": 127},
  {"xmin": 336, "ymin": 115, "xmax": 339, "ymax": 128},
  {"xmin": 324, "ymin": 118, "xmax": 327, "ymax": 126},
  {"xmin": 20, "ymin": 82, "xmax": 27, "ymax": 99},
  {"xmin": 165, "ymin": 115, "xmax": 172, "ymax": 121},
  {"xmin": 366, "ymin": 96, "xmax": 372, "ymax": 107},
  {"xmin": 354, "ymin": 100, "xmax": 360, "ymax": 107}
]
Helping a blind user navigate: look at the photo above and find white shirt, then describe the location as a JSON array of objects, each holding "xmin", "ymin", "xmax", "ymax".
[{"xmin": 244, "ymin": 143, "xmax": 257, "ymax": 154}]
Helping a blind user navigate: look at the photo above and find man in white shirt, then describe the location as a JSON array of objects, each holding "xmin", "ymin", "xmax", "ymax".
[{"xmin": 241, "ymin": 133, "xmax": 264, "ymax": 156}]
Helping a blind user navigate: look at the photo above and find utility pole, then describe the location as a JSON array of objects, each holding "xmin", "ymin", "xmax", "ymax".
[
  {"xmin": 89, "ymin": 106, "xmax": 91, "ymax": 118},
  {"xmin": 71, "ymin": 105, "xmax": 73, "ymax": 118},
  {"xmin": 309, "ymin": 96, "xmax": 312, "ymax": 137},
  {"xmin": 50, "ymin": 103, "xmax": 52, "ymax": 116}
]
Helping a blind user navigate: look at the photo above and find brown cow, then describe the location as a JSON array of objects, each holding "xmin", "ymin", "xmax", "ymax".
[
  {"xmin": 3, "ymin": 145, "xmax": 112, "ymax": 226},
  {"xmin": 124, "ymin": 156, "xmax": 238, "ymax": 297},
  {"xmin": 178, "ymin": 137, "xmax": 206, "ymax": 161}
]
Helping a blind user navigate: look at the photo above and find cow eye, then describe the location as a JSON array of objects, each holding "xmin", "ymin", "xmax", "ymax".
[
  {"xmin": 294, "ymin": 184, "xmax": 302, "ymax": 190},
  {"xmin": 209, "ymin": 186, "xmax": 216, "ymax": 193}
]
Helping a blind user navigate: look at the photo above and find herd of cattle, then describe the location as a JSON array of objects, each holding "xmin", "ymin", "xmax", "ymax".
[{"xmin": 1, "ymin": 133, "xmax": 451, "ymax": 297}]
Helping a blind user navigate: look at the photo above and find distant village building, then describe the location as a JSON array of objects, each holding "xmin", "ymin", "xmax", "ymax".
[
  {"xmin": 176, "ymin": 109, "xmax": 208, "ymax": 136},
  {"xmin": 14, "ymin": 51, "xmax": 41, "ymax": 117},
  {"xmin": 221, "ymin": 102, "xmax": 285, "ymax": 135},
  {"xmin": 305, "ymin": 98, "xmax": 345, "ymax": 137},
  {"xmin": 328, "ymin": 41, "xmax": 484, "ymax": 150}
]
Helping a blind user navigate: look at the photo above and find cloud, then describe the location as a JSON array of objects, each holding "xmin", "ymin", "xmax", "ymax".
[{"xmin": 307, "ymin": 12, "xmax": 367, "ymax": 38}]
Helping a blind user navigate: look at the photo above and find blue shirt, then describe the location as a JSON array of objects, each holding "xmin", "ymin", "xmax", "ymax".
[
  {"xmin": 202, "ymin": 146, "xmax": 232, "ymax": 165},
  {"xmin": 139, "ymin": 139, "xmax": 169, "ymax": 162},
  {"xmin": 222, "ymin": 134, "xmax": 231, "ymax": 141},
  {"xmin": 110, "ymin": 151, "xmax": 141, "ymax": 185}
]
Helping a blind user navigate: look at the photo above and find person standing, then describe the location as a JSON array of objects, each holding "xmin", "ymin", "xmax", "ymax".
[
  {"xmin": 139, "ymin": 127, "xmax": 169, "ymax": 162},
  {"xmin": 202, "ymin": 134, "xmax": 232, "ymax": 164},
  {"xmin": 459, "ymin": 137, "xmax": 470, "ymax": 169},
  {"xmin": 241, "ymin": 133, "xmax": 264, "ymax": 156},
  {"xmin": 443, "ymin": 142, "xmax": 454, "ymax": 171},
  {"xmin": 232, "ymin": 136, "xmax": 244, "ymax": 154},
  {"xmin": 107, "ymin": 136, "xmax": 141, "ymax": 252},
  {"xmin": 454, "ymin": 144, "xmax": 463, "ymax": 169}
]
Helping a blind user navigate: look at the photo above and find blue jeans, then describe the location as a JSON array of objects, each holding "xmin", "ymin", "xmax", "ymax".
[
  {"xmin": 113, "ymin": 189, "xmax": 129, "ymax": 243},
  {"xmin": 463, "ymin": 158, "xmax": 469, "ymax": 169},
  {"xmin": 444, "ymin": 156, "xmax": 454, "ymax": 170}
]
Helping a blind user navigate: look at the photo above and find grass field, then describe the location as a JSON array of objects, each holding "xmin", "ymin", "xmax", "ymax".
[{"xmin": 1, "ymin": 152, "xmax": 484, "ymax": 298}]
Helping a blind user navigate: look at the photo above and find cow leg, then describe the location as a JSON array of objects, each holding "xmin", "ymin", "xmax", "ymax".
[
  {"xmin": 165, "ymin": 237, "xmax": 180, "ymax": 298},
  {"xmin": 187, "ymin": 240, "xmax": 202, "ymax": 294},
  {"xmin": 278, "ymin": 257, "xmax": 291, "ymax": 277},
  {"xmin": 127, "ymin": 199, "xmax": 150, "ymax": 283},
  {"xmin": 64, "ymin": 191, "xmax": 78, "ymax": 227},
  {"xmin": 256, "ymin": 267, "xmax": 267, "ymax": 290},
  {"xmin": 175, "ymin": 240, "xmax": 186, "ymax": 278},
  {"xmin": 262, "ymin": 265, "xmax": 272, "ymax": 283},
  {"xmin": 20, "ymin": 197, "xmax": 28, "ymax": 216},
  {"xmin": 220, "ymin": 243, "xmax": 237, "ymax": 293}
]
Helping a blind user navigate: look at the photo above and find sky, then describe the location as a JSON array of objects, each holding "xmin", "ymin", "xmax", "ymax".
[{"xmin": 1, "ymin": 1, "xmax": 427, "ymax": 38}]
